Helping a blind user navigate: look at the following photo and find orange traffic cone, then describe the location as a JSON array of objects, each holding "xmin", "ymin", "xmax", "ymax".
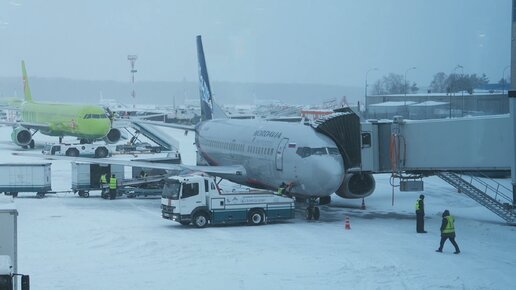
[{"xmin": 345, "ymin": 216, "xmax": 351, "ymax": 230}]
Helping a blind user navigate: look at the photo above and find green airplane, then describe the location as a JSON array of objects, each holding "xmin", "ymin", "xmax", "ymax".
[{"xmin": 0, "ymin": 61, "xmax": 121, "ymax": 149}]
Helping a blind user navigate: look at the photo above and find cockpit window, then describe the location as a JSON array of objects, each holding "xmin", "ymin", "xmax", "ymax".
[
  {"xmin": 296, "ymin": 147, "xmax": 311, "ymax": 158},
  {"xmin": 311, "ymin": 148, "xmax": 327, "ymax": 155},
  {"xmin": 296, "ymin": 147, "xmax": 339, "ymax": 158},
  {"xmin": 327, "ymin": 147, "xmax": 340, "ymax": 155}
]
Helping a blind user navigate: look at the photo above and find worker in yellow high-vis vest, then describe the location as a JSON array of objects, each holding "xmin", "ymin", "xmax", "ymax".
[
  {"xmin": 415, "ymin": 194, "xmax": 427, "ymax": 233},
  {"xmin": 436, "ymin": 209, "xmax": 461, "ymax": 254},
  {"xmin": 109, "ymin": 174, "xmax": 118, "ymax": 200}
]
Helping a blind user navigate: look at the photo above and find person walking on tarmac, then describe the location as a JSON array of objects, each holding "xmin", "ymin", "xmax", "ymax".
[
  {"xmin": 436, "ymin": 209, "xmax": 461, "ymax": 254},
  {"xmin": 416, "ymin": 194, "xmax": 427, "ymax": 233},
  {"xmin": 109, "ymin": 174, "xmax": 118, "ymax": 200}
]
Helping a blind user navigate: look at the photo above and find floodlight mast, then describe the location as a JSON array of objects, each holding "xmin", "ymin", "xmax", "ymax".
[{"xmin": 128, "ymin": 55, "xmax": 138, "ymax": 108}]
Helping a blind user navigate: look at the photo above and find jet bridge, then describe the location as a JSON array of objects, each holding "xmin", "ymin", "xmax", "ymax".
[
  {"xmin": 360, "ymin": 114, "xmax": 515, "ymax": 223},
  {"xmin": 369, "ymin": 115, "xmax": 512, "ymax": 172},
  {"xmin": 311, "ymin": 108, "xmax": 376, "ymax": 199},
  {"xmin": 311, "ymin": 107, "xmax": 361, "ymax": 170}
]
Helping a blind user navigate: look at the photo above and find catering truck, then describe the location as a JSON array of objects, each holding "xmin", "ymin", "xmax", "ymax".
[{"xmin": 161, "ymin": 174, "xmax": 295, "ymax": 228}]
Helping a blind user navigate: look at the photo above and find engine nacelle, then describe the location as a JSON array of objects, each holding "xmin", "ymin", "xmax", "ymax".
[
  {"xmin": 335, "ymin": 172, "xmax": 376, "ymax": 199},
  {"xmin": 11, "ymin": 127, "xmax": 32, "ymax": 146},
  {"xmin": 103, "ymin": 128, "xmax": 122, "ymax": 144}
]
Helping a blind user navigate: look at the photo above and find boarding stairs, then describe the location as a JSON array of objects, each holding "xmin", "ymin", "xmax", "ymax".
[
  {"xmin": 130, "ymin": 121, "xmax": 178, "ymax": 152},
  {"xmin": 437, "ymin": 171, "xmax": 516, "ymax": 224}
]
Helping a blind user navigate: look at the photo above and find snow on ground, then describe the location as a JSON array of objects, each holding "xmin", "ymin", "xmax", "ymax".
[{"xmin": 1, "ymin": 125, "xmax": 516, "ymax": 290}]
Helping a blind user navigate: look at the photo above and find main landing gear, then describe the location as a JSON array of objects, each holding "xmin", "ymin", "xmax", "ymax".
[{"xmin": 305, "ymin": 197, "xmax": 321, "ymax": 221}]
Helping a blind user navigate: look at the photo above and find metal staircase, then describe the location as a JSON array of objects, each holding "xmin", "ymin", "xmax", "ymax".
[
  {"xmin": 437, "ymin": 171, "xmax": 516, "ymax": 224},
  {"xmin": 130, "ymin": 121, "xmax": 178, "ymax": 151}
]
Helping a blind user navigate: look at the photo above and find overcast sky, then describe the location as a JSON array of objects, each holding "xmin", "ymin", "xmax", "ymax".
[{"xmin": 0, "ymin": 0, "xmax": 511, "ymax": 87}]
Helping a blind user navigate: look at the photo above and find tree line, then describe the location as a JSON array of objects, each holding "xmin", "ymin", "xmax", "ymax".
[{"xmin": 371, "ymin": 72, "xmax": 500, "ymax": 95}]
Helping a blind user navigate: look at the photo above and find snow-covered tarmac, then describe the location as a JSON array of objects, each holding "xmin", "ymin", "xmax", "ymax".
[{"xmin": 2, "ymin": 125, "xmax": 516, "ymax": 290}]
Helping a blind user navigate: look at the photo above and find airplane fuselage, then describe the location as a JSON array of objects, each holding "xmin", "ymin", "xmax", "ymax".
[
  {"xmin": 21, "ymin": 102, "xmax": 111, "ymax": 139},
  {"xmin": 195, "ymin": 118, "xmax": 345, "ymax": 197}
]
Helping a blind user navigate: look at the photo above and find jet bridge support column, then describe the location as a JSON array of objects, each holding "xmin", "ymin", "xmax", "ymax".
[{"xmin": 511, "ymin": 0, "xmax": 516, "ymax": 206}]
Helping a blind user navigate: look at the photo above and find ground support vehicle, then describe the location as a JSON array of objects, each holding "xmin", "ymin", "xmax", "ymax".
[
  {"xmin": 161, "ymin": 174, "xmax": 295, "ymax": 228},
  {"xmin": 98, "ymin": 174, "xmax": 167, "ymax": 199},
  {"xmin": 0, "ymin": 163, "xmax": 52, "ymax": 198},
  {"xmin": 115, "ymin": 142, "xmax": 163, "ymax": 154},
  {"xmin": 71, "ymin": 162, "xmax": 124, "ymax": 198},
  {"xmin": 42, "ymin": 143, "xmax": 112, "ymax": 158},
  {"xmin": 0, "ymin": 199, "xmax": 29, "ymax": 290},
  {"xmin": 130, "ymin": 152, "xmax": 182, "ymax": 178}
]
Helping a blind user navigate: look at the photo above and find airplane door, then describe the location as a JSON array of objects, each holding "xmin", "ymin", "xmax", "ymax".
[{"xmin": 275, "ymin": 138, "xmax": 289, "ymax": 171}]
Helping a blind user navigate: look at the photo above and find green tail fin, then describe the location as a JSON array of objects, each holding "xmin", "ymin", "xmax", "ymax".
[{"xmin": 21, "ymin": 61, "xmax": 33, "ymax": 102}]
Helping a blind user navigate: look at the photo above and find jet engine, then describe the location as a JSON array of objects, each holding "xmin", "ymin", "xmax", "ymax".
[
  {"xmin": 335, "ymin": 172, "xmax": 376, "ymax": 199},
  {"xmin": 11, "ymin": 127, "xmax": 32, "ymax": 146},
  {"xmin": 103, "ymin": 128, "xmax": 122, "ymax": 144}
]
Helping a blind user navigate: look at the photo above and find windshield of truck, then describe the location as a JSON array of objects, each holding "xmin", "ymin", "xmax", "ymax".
[{"xmin": 162, "ymin": 179, "xmax": 181, "ymax": 199}]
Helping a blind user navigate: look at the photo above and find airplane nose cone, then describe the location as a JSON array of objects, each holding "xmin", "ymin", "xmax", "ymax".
[{"xmin": 305, "ymin": 156, "xmax": 345, "ymax": 195}]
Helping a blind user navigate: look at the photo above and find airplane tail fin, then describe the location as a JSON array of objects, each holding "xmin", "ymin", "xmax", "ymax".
[
  {"xmin": 21, "ymin": 61, "xmax": 33, "ymax": 102},
  {"xmin": 196, "ymin": 35, "xmax": 227, "ymax": 121}
]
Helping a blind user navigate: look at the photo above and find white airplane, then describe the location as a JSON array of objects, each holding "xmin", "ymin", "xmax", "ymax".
[{"xmin": 16, "ymin": 35, "xmax": 376, "ymax": 220}]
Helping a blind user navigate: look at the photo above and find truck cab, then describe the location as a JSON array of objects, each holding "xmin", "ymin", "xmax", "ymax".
[{"xmin": 161, "ymin": 174, "xmax": 295, "ymax": 228}]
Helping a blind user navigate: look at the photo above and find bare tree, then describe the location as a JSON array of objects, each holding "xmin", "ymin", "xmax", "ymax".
[
  {"xmin": 429, "ymin": 72, "xmax": 448, "ymax": 93},
  {"xmin": 370, "ymin": 73, "xmax": 418, "ymax": 95}
]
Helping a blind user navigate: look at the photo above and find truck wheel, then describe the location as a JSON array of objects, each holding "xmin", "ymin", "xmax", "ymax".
[
  {"xmin": 248, "ymin": 210, "xmax": 264, "ymax": 225},
  {"xmin": 155, "ymin": 148, "xmax": 161, "ymax": 153},
  {"xmin": 66, "ymin": 148, "xmax": 79, "ymax": 157},
  {"xmin": 36, "ymin": 192, "xmax": 45, "ymax": 198},
  {"xmin": 10, "ymin": 192, "xmax": 18, "ymax": 198},
  {"xmin": 79, "ymin": 190, "xmax": 90, "ymax": 198},
  {"xmin": 193, "ymin": 212, "xmax": 209, "ymax": 228},
  {"xmin": 95, "ymin": 147, "xmax": 109, "ymax": 158}
]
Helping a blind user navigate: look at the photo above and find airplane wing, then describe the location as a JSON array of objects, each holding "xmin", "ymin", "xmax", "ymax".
[
  {"xmin": 0, "ymin": 120, "xmax": 50, "ymax": 131},
  {"xmin": 11, "ymin": 152, "xmax": 246, "ymax": 177},
  {"xmin": 129, "ymin": 119, "xmax": 196, "ymax": 131}
]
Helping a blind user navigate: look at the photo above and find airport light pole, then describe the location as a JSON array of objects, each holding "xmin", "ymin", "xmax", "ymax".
[
  {"xmin": 128, "ymin": 55, "xmax": 138, "ymax": 109},
  {"xmin": 455, "ymin": 65, "xmax": 464, "ymax": 116},
  {"xmin": 365, "ymin": 67, "xmax": 378, "ymax": 118},
  {"xmin": 404, "ymin": 67, "xmax": 416, "ymax": 117}
]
